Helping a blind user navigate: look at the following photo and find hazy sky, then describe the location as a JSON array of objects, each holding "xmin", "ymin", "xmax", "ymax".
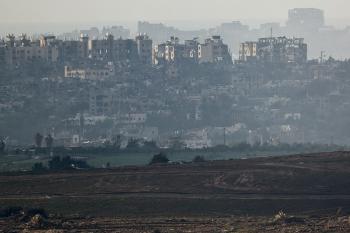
[{"xmin": 1, "ymin": 0, "xmax": 349, "ymax": 23}]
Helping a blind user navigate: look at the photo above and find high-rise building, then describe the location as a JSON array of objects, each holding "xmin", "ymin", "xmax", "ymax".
[
  {"xmin": 239, "ymin": 42, "xmax": 257, "ymax": 62},
  {"xmin": 3, "ymin": 34, "xmax": 59, "ymax": 66},
  {"xmin": 89, "ymin": 34, "xmax": 139, "ymax": 63},
  {"xmin": 135, "ymin": 34, "xmax": 153, "ymax": 65},
  {"xmin": 0, "ymin": 39, "xmax": 6, "ymax": 64},
  {"xmin": 57, "ymin": 34, "xmax": 90, "ymax": 63},
  {"xmin": 198, "ymin": 36, "xmax": 232, "ymax": 64},
  {"xmin": 153, "ymin": 37, "xmax": 199, "ymax": 65},
  {"xmin": 239, "ymin": 36, "xmax": 307, "ymax": 64},
  {"xmin": 287, "ymin": 8, "xmax": 325, "ymax": 32}
]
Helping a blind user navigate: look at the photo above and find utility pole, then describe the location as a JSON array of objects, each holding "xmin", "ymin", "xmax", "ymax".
[
  {"xmin": 270, "ymin": 27, "xmax": 273, "ymax": 38},
  {"xmin": 223, "ymin": 127, "xmax": 226, "ymax": 146},
  {"xmin": 269, "ymin": 27, "xmax": 274, "ymax": 63}
]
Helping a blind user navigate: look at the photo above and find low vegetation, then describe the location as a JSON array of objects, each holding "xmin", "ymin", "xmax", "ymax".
[
  {"xmin": 192, "ymin": 155, "xmax": 206, "ymax": 163},
  {"xmin": 32, "ymin": 156, "xmax": 91, "ymax": 172},
  {"xmin": 149, "ymin": 153, "xmax": 169, "ymax": 165}
]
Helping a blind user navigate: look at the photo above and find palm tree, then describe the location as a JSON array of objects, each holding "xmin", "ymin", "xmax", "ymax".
[{"xmin": 45, "ymin": 134, "xmax": 54, "ymax": 148}]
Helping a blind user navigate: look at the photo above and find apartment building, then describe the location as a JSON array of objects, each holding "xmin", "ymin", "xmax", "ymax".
[
  {"xmin": 3, "ymin": 34, "xmax": 59, "ymax": 66},
  {"xmin": 239, "ymin": 36, "xmax": 307, "ymax": 64},
  {"xmin": 135, "ymin": 34, "xmax": 153, "ymax": 65},
  {"xmin": 153, "ymin": 37, "xmax": 200, "ymax": 65},
  {"xmin": 198, "ymin": 36, "xmax": 232, "ymax": 64}
]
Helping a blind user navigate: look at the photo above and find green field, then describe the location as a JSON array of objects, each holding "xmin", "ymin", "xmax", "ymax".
[{"xmin": 0, "ymin": 149, "xmax": 301, "ymax": 172}]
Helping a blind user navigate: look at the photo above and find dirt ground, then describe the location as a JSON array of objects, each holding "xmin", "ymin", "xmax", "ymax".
[
  {"xmin": 1, "ymin": 215, "xmax": 350, "ymax": 233},
  {"xmin": 1, "ymin": 151, "xmax": 350, "ymax": 232}
]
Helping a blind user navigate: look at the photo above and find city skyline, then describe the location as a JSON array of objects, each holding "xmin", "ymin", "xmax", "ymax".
[{"xmin": 2, "ymin": 1, "xmax": 350, "ymax": 230}]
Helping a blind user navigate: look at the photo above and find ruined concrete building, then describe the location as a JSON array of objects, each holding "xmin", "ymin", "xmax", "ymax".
[
  {"xmin": 135, "ymin": 34, "xmax": 153, "ymax": 65},
  {"xmin": 198, "ymin": 36, "xmax": 232, "ymax": 64}
]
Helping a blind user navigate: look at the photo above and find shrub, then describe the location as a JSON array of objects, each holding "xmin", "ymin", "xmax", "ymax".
[
  {"xmin": 192, "ymin": 156, "xmax": 206, "ymax": 163},
  {"xmin": 21, "ymin": 208, "xmax": 48, "ymax": 221},
  {"xmin": 32, "ymin": 163, "xmax": 47, "ymax": 172},
  {"xmin": 48, "ymin": 156, "xmax": 90, "ymax": 170},
  {"xmin": 149, "ymin": 153, "xmax": 169, "ymax": 165},
  {"xmin": 0, "ymin": 206, "xmax": 23, "ymax": 218}
]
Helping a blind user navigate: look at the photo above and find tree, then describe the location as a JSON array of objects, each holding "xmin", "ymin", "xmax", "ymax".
[
  {"xmin": 0, "ymin": 140, "xmax": 5, "ymax": 155},
  {"xmin": 149, "ymin": 153, "xmax": 169, "ymax": 165},
  {"xmin": 35, "ymin": 133, "xmax": 44, "ymax": 148},
  {"xmin": 32, "ymin": 162, "xmax": 47, "ymax": 172},
  {"xmin": 48, "ymin": 156, "xmax": 91, "ymax": 170},
  {"xmin": 48, "ymin": 156, "xmax": 62, "ymax": 170},
  {"xmin": 45, "ymin": 134, "xmax": 54, "ymax": 149},
  {"xmin": 192, "ymin": 155, "xmax": 206, "ymax": 163}
]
